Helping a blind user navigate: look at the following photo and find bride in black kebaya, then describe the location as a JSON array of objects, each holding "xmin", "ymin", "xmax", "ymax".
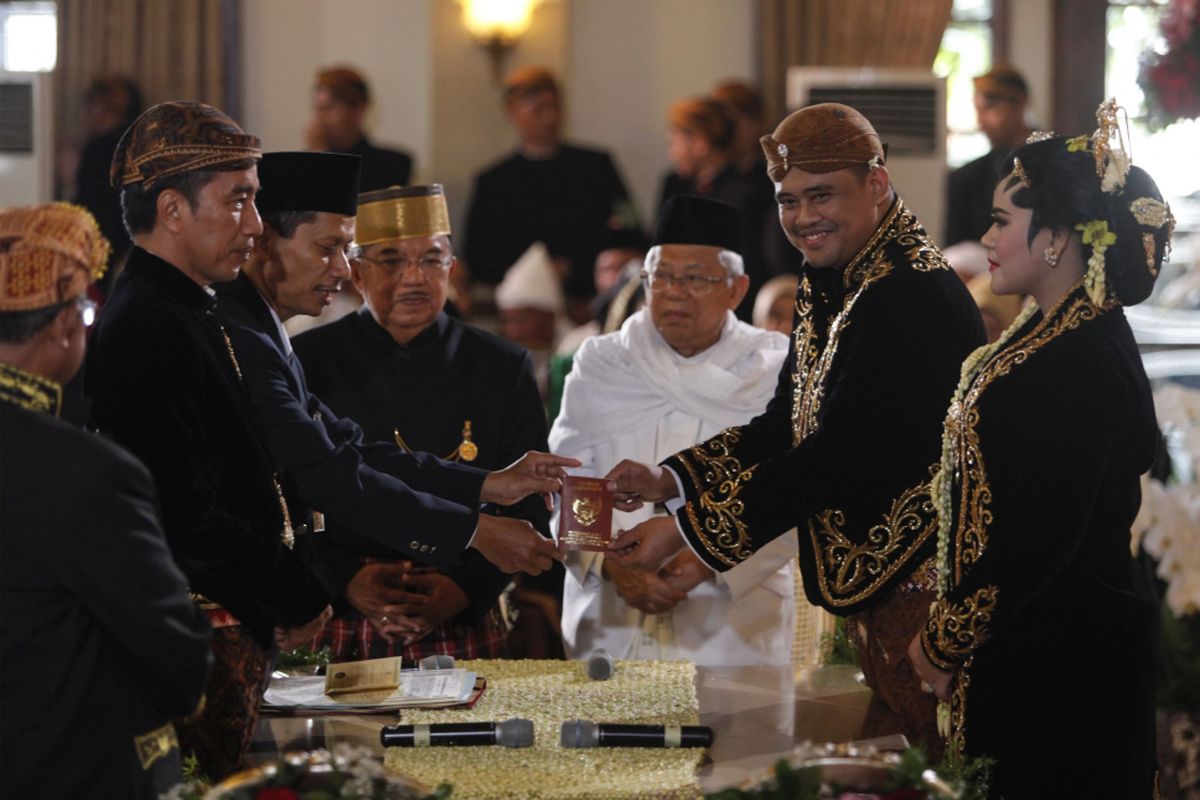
[{"xmin": 908, "ymin": 101, "xmax": 1175, "ymax": 798}]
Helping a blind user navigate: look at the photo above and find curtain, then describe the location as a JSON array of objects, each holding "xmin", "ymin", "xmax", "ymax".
[
  {"xmin": 758, "ymin": 0, "xmax": 954, "ymax": 125},
  {"xmin": 54, "ymin": 0, "xmax": 239, "ymax": 152}
]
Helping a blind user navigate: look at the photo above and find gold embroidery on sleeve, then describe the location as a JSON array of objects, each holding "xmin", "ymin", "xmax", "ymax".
[
  {"xmin": 681, "ymin": 429, "xmax": 757, "ymax": 565},
  {"xmin": 926, "ymin": 586, "xmax": 999, "ymax": 662},
  {"xmin": 807, "ymin": 479, "xmax": 937, "ymax": 606}
]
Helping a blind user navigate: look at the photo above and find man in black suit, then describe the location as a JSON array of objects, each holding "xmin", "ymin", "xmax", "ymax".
[
  {"xmin": 295, "ymin": 182, "xmax": 553, "ymax": 661},
  {"xmin": 463, "ymin": 65, "xmax": 642, "ymax": 317},
  {"xmin": 85, "ymin": 101, "xmax": 333, "ymax": 779},
  {"xmin": 1, "ymin": 203, "xmax": 211, "ymax": 799},
  {"xmin": 308, "ymin": 65, "xmax": 414, "ymax": 191},
  {"xmin": 213, "ymin": 153, "xmax": 569, "ymax": 631}
]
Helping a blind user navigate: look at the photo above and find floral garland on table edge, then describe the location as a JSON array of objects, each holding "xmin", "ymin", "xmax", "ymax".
[
  {"xmin": 1138, "ymin": 0, "xmax": 1200, "ymax": 131},
  {"xmin": 706, "ymin": 744, "xmax": 994, "ymax": 800},
  {"xmin": 163, "ymin": 744, "xmax": 451, "ymax": 800}
]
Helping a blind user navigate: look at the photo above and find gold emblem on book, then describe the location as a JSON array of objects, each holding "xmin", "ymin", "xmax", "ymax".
[{"xmin": 572, "ymin": 496, "xmax": 599, "ymax": 526}]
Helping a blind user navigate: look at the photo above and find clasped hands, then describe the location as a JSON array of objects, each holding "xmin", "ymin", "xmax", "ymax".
[{"xmin": 345, "ymin": 561, "xmax": 470, "ymax": 645}]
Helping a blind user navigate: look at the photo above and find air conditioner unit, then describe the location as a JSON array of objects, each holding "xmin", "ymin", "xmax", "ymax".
[
  {"xmin": 787, "ymin": 67, "xmax": 947, "ymax": 246},
  {"xmin": 0, "ymin": 70, "xmax": 53, "ymax": 206}
]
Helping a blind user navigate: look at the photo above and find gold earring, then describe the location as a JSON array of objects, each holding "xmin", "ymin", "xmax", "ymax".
[{"xmin": 1043, "ymin": 247, "xmax": 1059, "ymax": 268}]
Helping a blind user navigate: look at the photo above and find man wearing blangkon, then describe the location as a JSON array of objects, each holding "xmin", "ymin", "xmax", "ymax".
[
  {"xmin": 85, "ymin": 102, "xmax": 332, "ymax": 779},
  {"xmin": 606, "ymin": 105, "xmax": 986, "ymax": 756}
]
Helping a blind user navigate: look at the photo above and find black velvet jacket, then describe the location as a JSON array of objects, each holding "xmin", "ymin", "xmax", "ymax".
[
  {"xmin": 1, "ymin": 367, "xmax": 211, "ymax": 799},
  {"xmin": 293, "ymin": 308, "xmax": 550, "ymax": 615},
  {"xmin": 921, "ymin": 286, "xmax": 1159, "ymax": 797},
  {"xmin": 663, "ymin": 199, "xmax": 987, "ymax": 615},
  {"xmin": 85, "ymin": 247, "xmax": 330, "ymax": 645}
]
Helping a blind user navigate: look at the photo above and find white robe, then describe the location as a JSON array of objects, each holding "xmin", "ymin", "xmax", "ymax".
[{"xmin": 549, "ymin": 309, "xmax": 797, "ymax": 666}]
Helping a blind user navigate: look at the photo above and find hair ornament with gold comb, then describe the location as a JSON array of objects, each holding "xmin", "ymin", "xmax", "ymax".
[
  {"xmin": 1012, "ymin": 157, "xmax": 1032, "ymax": 188},
  {"xmin": 1092, "ymin": 98, "xmax": 1132, "ymax": 193}
]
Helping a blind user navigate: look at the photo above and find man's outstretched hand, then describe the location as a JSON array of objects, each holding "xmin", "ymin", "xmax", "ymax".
[
  {"xmin": 604, "ymin": 459, "xmax": 679, "ymax": 512},
  {"xmin": 471, "ymin": 514, "xmax": 564, "ymax": 575},
  {"xmin": 606, "ymin": 515, "xmax": 687, "ymax": 572},
  {"xmin": 480, "ymin": 451, "xmax": 582, "ymax": 509}
]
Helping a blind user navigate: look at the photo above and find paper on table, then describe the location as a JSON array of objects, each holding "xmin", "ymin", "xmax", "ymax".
[{"xmin": 264, "ymin": 669, "xmax": 477, "ymax": 710}]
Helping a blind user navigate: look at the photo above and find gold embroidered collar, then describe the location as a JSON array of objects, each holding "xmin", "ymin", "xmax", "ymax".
[
  {"xmin": 0, "ymin": 362, "xmax": 62, "ymax": 416},
  {"xmin": 841, "ymin": 197, "xmax": 905, "ymax": 290}
]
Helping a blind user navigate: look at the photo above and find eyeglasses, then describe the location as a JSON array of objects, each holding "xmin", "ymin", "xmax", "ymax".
[
  {"xmin": 75, "ymin": 296, "xmax": 97, "ymax": 327},
  {"xmin": 640, "ymin": 269, "xmax": 729, "ymax": 296},
  {"xmin": 354, "ymin": 254, "xmax": 452, "ymax": 273}
]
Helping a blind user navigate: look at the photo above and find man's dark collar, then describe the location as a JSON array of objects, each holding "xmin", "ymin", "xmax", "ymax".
[
  {"xmin": 125, "ymin": 246, "xmax": 217, "ymax": 313},
  {"xmin": 0, "ymin": 362, "xmax": 62, "ymax": 416},
  {"xmin": 357, "ymin": 307, "xmax": 449, "ymax": 350}
]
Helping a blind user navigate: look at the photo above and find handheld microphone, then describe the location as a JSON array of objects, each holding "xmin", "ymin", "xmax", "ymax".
[
  {"xmin": 586, "ymin": 649, "xmax": 615, "ymax": 680},
  {"xmin": 560, "ymin": 720, "xmax": 713, "ymax": 749},
  {"xmin": 381, "ymin": 719, "xmax": 534, "ymax": 748}
]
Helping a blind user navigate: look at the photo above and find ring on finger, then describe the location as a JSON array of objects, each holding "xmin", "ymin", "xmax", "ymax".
[{"xmin": 380, "ymin": 615, "xmax": 389, "ymax": 624}]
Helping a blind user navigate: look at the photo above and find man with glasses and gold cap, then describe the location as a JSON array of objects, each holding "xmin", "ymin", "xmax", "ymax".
[
  {"xmin": 604, "ymin": 105, "xmax": 986, "ymax": 756},
  {"xmin": 551, "ymin": 195, "xmax": 797, "ymax": 666},
  {"xmin": 293, "ymin": 184, "xmax": 553, "ymax": 660},
  {"xmin": 86, "ymin": 101, "xmax": 333, "ymax": 778},
  {"xmin": 1, "ymin": 203, "xmax": 210, "ymax": 798}
]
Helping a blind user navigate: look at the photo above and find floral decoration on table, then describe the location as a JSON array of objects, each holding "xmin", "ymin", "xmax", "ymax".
[
  {"xmin": 1138, "ymin": 0, "xmax": 1200, "ymax": 130},
  {"xmin": 162, "ymin": 744, "xmax": 446, "ymax": 800},
  {"xmin": 704, "ymin": 742, "xmax": 991, "ymax": 800},
  {"xmin": 383, "ymin": 659, "xmax": 704, "ymax": 800}
]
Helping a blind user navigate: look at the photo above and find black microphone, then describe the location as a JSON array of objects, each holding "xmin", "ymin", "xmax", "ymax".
[
  {"xmin": 560, "ymin": 720, "xmax": 713, "ymax": 748},
  {"xmin": 381, "ymin": 719, "xmax": 534, "ymax": 748}
]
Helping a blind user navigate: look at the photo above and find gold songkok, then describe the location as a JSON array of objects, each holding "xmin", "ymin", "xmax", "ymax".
[
  {"xmin": 0, "ymin": 203, "xmax": 109, "ymax": 311},
  {"xmin": 110, "ymin": 101, "xmax": 261, "ymax": 189},
  {"xmin": 355, "ymin": 184, "xmax": 452, "ymax": 246},
  {"xmin": 761, "ymin": 103, "xmax": 886, "ymax": 181}
]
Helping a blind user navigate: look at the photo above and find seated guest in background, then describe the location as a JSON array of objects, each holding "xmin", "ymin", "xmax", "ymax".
[
  {"xmin": 215, "ymin": 153, "xmax": 567, "ymax": 582},
  {"xmin": 293, "ymin": 183, "xmax": 551, "ymax": 661},
  {"xmin": 496, "ymin": 241, "xmax": 567, "ymax": 402},
  {"xmin": 552, "ymin": 195, "xmax": 796, "ymax": 666},
  {"xmin": 548, "ymin": 227, "xmax": 649, "ymax": 423},
  {"xmin": 606, "ymin": 105, "xmax": 986, "ymax": 758},
  {"xmin": 910, "ymin": 118, "xmax": 1169, "ymax": 797},
  {"xmin": 713, "ymin": 79, "xmax": 805, "ymax": 280},
  {"xmin": 0, "ymin": 204, "xmax": 210, "ymax": 799},
  {"xmin": 944, "ymin": 65, "xmax": 1034, "ymax": 247},
  {"xmin": 751, "ymin": 273, "xmax": 799, "ymax": 336},
  {"xmin": 86, "ymin": 101, "xmax": 331, "ymax": 779},
  {"xmin": 711, "ymin": 79, "xmax": 766, "ymax": 175},
  {"xmin": 657, "ymin": 96, "xmax": 774, "ymax": 318},
  {"xmin": 463, "ymin": 65, "xmax": 641, "ymax": 319},
  {"xmin": 307, "ymin": 65, "xmax": 413, "ymax": 191}
]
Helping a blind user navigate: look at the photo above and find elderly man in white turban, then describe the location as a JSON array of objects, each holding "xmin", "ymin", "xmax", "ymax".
[{"xmin": 550, "ymin": 195, "xmax": 795, "ymax": 665}]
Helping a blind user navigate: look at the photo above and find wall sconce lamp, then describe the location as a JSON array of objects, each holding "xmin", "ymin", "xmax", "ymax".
[{"xmin": 461, "ymin": 0, "xmax": 539, "ymax": 82}]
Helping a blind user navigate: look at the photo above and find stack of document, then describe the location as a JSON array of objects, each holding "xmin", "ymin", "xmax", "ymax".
[{"xmin": 263, "ymin": 657, "xmax": 481, "ymax": 713}]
